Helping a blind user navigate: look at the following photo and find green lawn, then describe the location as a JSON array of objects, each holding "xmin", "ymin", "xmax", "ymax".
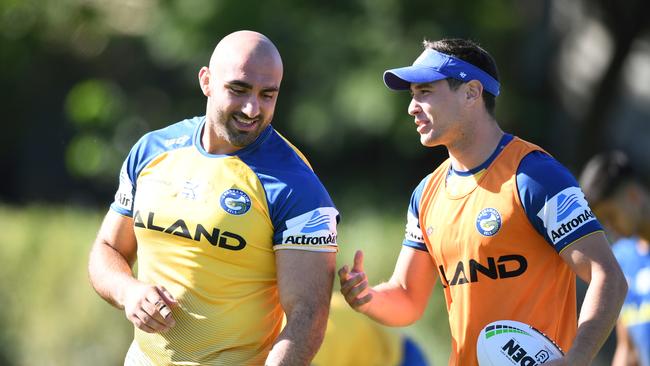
[{"xmin": 0, "ymin": 203, "xmax": 450, "ymax": 365}]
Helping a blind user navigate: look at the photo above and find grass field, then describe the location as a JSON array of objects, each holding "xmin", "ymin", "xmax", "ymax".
[{"xmin": 0, "ymin": 203, "xmax": 451, "ymax": 365}]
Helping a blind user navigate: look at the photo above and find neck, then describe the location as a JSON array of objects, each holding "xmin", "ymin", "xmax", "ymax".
[
  {"xmin": 447, "ymin": 118, "xmax": 504, "ymax": 171},
  {"xmin": 201, "ymin": 118, "xmax": 240, "ymax": 155}
]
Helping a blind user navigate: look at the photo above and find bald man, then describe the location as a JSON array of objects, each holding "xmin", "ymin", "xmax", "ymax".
[{"xmin": 89, "ymin": 31, "xmax": 339, "ymax": 366}]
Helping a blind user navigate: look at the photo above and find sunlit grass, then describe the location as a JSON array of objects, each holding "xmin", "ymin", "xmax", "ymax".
[
  {"xmin": 0, "ymin": 204, "xmax": 131, "ymax": 366},
  {"xmin": 0, "ymin": 203, "xmax": 450, "ymax": 365}
]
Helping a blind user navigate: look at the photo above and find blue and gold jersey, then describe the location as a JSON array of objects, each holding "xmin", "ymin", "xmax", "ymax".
[
  {"xmin": 613, "ymin": 237, "xmax": 650, "ymax": 366},
  {"xmin": 111, "ymin": 116, "xmax": 339, "ymax": 365}
]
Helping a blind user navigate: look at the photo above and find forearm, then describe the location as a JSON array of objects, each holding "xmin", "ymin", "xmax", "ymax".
[
  {"xmin": 265, "ymin": 303, "xmax": 328, "ymax": 366},
  {"xmin": 362, "ymin": 280, "xmax": 426, "ymax": 326},
  {"xmin": 566, "ymin": 272, "xmax": 627, "ymax": 365},
  {"xmin": 88, "ymin": 240, "xmax": 139, "ymax": 309}
]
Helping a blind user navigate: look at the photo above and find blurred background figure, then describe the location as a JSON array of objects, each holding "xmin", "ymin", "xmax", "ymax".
[
  {"xmin": 2, "ymin": 1, "xmax": 650, "ymax": 365},
  {"xmin": 311, "ymin": 293, "xmax": 429, "ymax": 366},
  {"xmin": 580, "ymin": 151, "xmax": 650, "ymax": 366}
]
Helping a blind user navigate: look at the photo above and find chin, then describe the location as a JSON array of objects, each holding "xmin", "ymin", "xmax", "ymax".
[{"xmin": 420, "ymin": 137, "xmax": 440, "ymax": 148}]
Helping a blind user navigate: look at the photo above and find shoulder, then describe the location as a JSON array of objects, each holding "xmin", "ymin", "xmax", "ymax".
[
  {"xmin": 239, "ymin": 129, "xmax": 338, "ymax": 231},
  {"xmin": 126, "ymin": 116, "xmax": 200, "ymax": 170},
  {"xmin": 516, "ymin": 150, "xmax": 603, "ymax": 251},
  {"xmin": 516, "ymin": 151, "xmax": 580, "ymax": 203},
  {"xmin": 133, "ymin": 116, "xmax": 200, "ymax": 154},
  {"xmin": 413, "ymin": 173, "xmax": 434, "ymax": 198},
  {"xmin": 239, "ymin": 128, "xmax": 325, "ymax": 193},
  {"xmin": 517, "ymin": 151, "xmax": 571, "ymax": 185}
]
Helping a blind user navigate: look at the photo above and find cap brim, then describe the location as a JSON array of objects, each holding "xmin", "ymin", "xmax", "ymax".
[{"xmin": 383, "ymin": 66, "xmax": 447, "ymax": 90}]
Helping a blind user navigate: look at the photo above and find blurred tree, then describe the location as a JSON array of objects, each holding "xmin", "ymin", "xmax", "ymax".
[{"xmin": 0, "ymin": 0, "xmax": 648, "ymax": 207}]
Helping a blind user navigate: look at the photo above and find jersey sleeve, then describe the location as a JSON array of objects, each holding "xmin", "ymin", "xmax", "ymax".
[
  {"xmin": 402, "ymin": 174, "xmax": 431, "ymax": 252},
  {"xmin": 109, "ymin": 135, "xmax": 150, "ymax": 217},
  {"xmin": 516, "ymin": 151, "xmax": 603, "ymax": 252},
  {"xmin": 261, "ymin": 171, "xmax": 339, "ymax": 252},
  {"xmin": 109, "ymin": 118, "xmax": 198, "ymax": 217}
]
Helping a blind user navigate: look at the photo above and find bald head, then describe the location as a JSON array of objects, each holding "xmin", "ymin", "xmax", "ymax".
[
  {"xmin": 209, "ymin": 31, "xmax": 283, "ymax": 76},
  {"xmin": 198, "ymin": 31, "xmax": 283, "ymax": 154}
]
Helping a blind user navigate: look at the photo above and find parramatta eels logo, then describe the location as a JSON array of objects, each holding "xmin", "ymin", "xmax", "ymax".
[
  {"xmin": 220, "ymin": 189, "xmax": 251, "ymax": 215},
  {"xmin": 476, "ymin": 208, "xmax": 502, "ymax": 236}
]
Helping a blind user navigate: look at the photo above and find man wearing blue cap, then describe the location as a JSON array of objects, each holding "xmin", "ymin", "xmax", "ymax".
[{"xmin": 338, "ymin": 38, "xmax": 627, "ymax": 365}]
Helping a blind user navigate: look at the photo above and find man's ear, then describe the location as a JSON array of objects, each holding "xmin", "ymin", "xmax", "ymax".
[
  {"xmin": 198, "ymin": 67, "xmax": 211, "ymax": 97},
  {"xmin": 464, "ymin": 80, "xmax": 483, "ymax": 106}
]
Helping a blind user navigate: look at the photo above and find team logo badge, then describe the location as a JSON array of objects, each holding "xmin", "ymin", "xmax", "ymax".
[
  {"xmin": 476, "ymin": 208, "xmax": 501, "ymax": 236},
  {"xmin": 220, "ymin": 189, "xmax": 251, "ymax": 215}
]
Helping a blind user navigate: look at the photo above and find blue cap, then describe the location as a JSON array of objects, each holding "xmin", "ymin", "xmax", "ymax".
[{"xmin": 383, "ymin": 49, "xmax": 500, "ymax": 96}]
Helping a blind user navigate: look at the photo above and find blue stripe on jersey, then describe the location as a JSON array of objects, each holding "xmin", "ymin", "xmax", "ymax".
[
  {"xmin": 110, "ymin": 117, "xmax": 199, "ymax": 216},
  {"xmin": 237, "ymin": 130, "xmax": 339, "ymax": 245},
  {"xmin": 516, "ymin": 151, "xmax": 603, "ymax": 252},
  {"xmin": 402, "ymin": 174, "xmax": 431, "ymax": 252},
  {"xmin": 451, "ymin": 134, "xmax": 513, "ymax": 176}
]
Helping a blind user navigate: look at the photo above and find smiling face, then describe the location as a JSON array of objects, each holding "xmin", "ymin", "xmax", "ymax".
[
  {"xmin": 199, "ymin": 31, "xmax": 283, "ymax": 153},
  {"xmin": 407, "ymin": 79, "xmax": 466, "ymax": 148}
]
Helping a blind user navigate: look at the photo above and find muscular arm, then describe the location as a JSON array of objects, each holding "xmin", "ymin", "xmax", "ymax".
[
  {"xmin": 265, "ymin": 250, "xmax": 336, "ymax": 366},
  {"xmin": 339, "ymin": 246, "xmax": 437, "ymax": 326},
  {"xmin": 88, "ymin": 209, "xmax": 176, "ymax": 332},
  {"xmin": 557, "ymin": 231, "xmax": 627, "ymax": 365},
  {"xmin": 88, "ymin": 210, "xmax": 138, "ymax": 308}
]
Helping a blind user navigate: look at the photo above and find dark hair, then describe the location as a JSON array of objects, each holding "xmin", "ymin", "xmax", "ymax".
[
  {"xmin": 423, "ymin": 38, "xmax": 499, "ymax": 118},
  {"xmin": 579, "ymin": 151, "xmax": 638, "ymax": 205}
]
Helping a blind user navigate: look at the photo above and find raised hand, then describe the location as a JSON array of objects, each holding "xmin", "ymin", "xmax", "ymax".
[{"xmin": 338, "ymin": 250, "xmax": 373, "ymax": 312}]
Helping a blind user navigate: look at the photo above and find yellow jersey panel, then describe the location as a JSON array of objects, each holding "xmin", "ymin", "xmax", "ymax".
[
  {"xmin": 311, "ymin": 294, "xmax": 402, "ymax": 366},
  {"xmin": 111, "ymin": 116, "xmax": 339, "ymax": 365}
]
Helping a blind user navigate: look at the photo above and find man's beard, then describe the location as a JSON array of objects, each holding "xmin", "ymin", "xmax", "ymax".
[{"xmin": 213, "ymin": 110, "xmax": 269, "ymax": 148}]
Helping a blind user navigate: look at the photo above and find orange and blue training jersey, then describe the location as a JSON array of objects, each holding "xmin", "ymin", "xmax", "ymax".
[
  {"xmin": 403, "ymin": 134, "xmax": 603, "ymax": 366},
  {"xmin": 110, "ymin": 116, "xmax": 339, "ymax": 365}
]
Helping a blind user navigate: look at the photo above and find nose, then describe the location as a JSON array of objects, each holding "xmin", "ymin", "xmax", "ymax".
[
  {"xmin": 408, "ymin": 98, "xmax": 421, "ymax": 117},
  {"xmin": 241, "ymin": 97, "xmax": 260, "ymax": 118}
]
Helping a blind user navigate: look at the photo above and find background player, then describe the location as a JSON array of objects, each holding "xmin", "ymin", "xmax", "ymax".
[
  {"xmin": 311, "ymin": 293, "xmax": 429, "ymax": 366},
  {"xmin": 580, "ymin": 151, "xmax": 650, "ymax": 366},
  {"xmin": 338, "ymin": 38, "xmax": 627, "ymax": 365},
  {"xmin": 88, "ymin": 30, "xmax": 338, "ymax": 365}
]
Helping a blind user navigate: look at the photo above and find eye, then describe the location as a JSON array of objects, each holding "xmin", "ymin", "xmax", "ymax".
[
  {"xmin": 228, "ymin": 86, "xmax": 246, "ymax": 95},
  {"xmin": 262, "ymin": 93, "xmax": 276, "ymax": 100},
  {"xmin": 411, "ymin": 89, "xmax": 430, "ymax": 99}
]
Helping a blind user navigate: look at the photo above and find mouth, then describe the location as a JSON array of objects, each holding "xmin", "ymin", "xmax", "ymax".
[
  {"xmin": 232, "ymin": 114, "xmax": 260, "ymax": 132},
  {"xmin": 415, "ymin": 119, "xmax": 430, "ymax": 134}
]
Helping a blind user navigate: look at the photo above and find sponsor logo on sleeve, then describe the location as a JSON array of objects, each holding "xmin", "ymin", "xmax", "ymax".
[
  {"xmin": 537, "ymin": 187, "xmax": 596, "ymax": 245},
  {"xmin": 405, "ymin": 211, "xmax": 424, "ymax": 243},
  {"xmin": 281, "ymin": 207, "xmax": 338, "ymax": 245},
  {"xmin": 114, "ymin": 166, "xmax": 134, "ymax": 210}
]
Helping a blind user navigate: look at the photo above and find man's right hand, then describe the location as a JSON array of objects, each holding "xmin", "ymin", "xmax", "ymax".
[
  {"xmin": 338, "ymin": 250, "xmax": 373, "ymax": 313},
  {"xmin": 123, "ymin": 283, "xmax": 178, "ymax": 333}
]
